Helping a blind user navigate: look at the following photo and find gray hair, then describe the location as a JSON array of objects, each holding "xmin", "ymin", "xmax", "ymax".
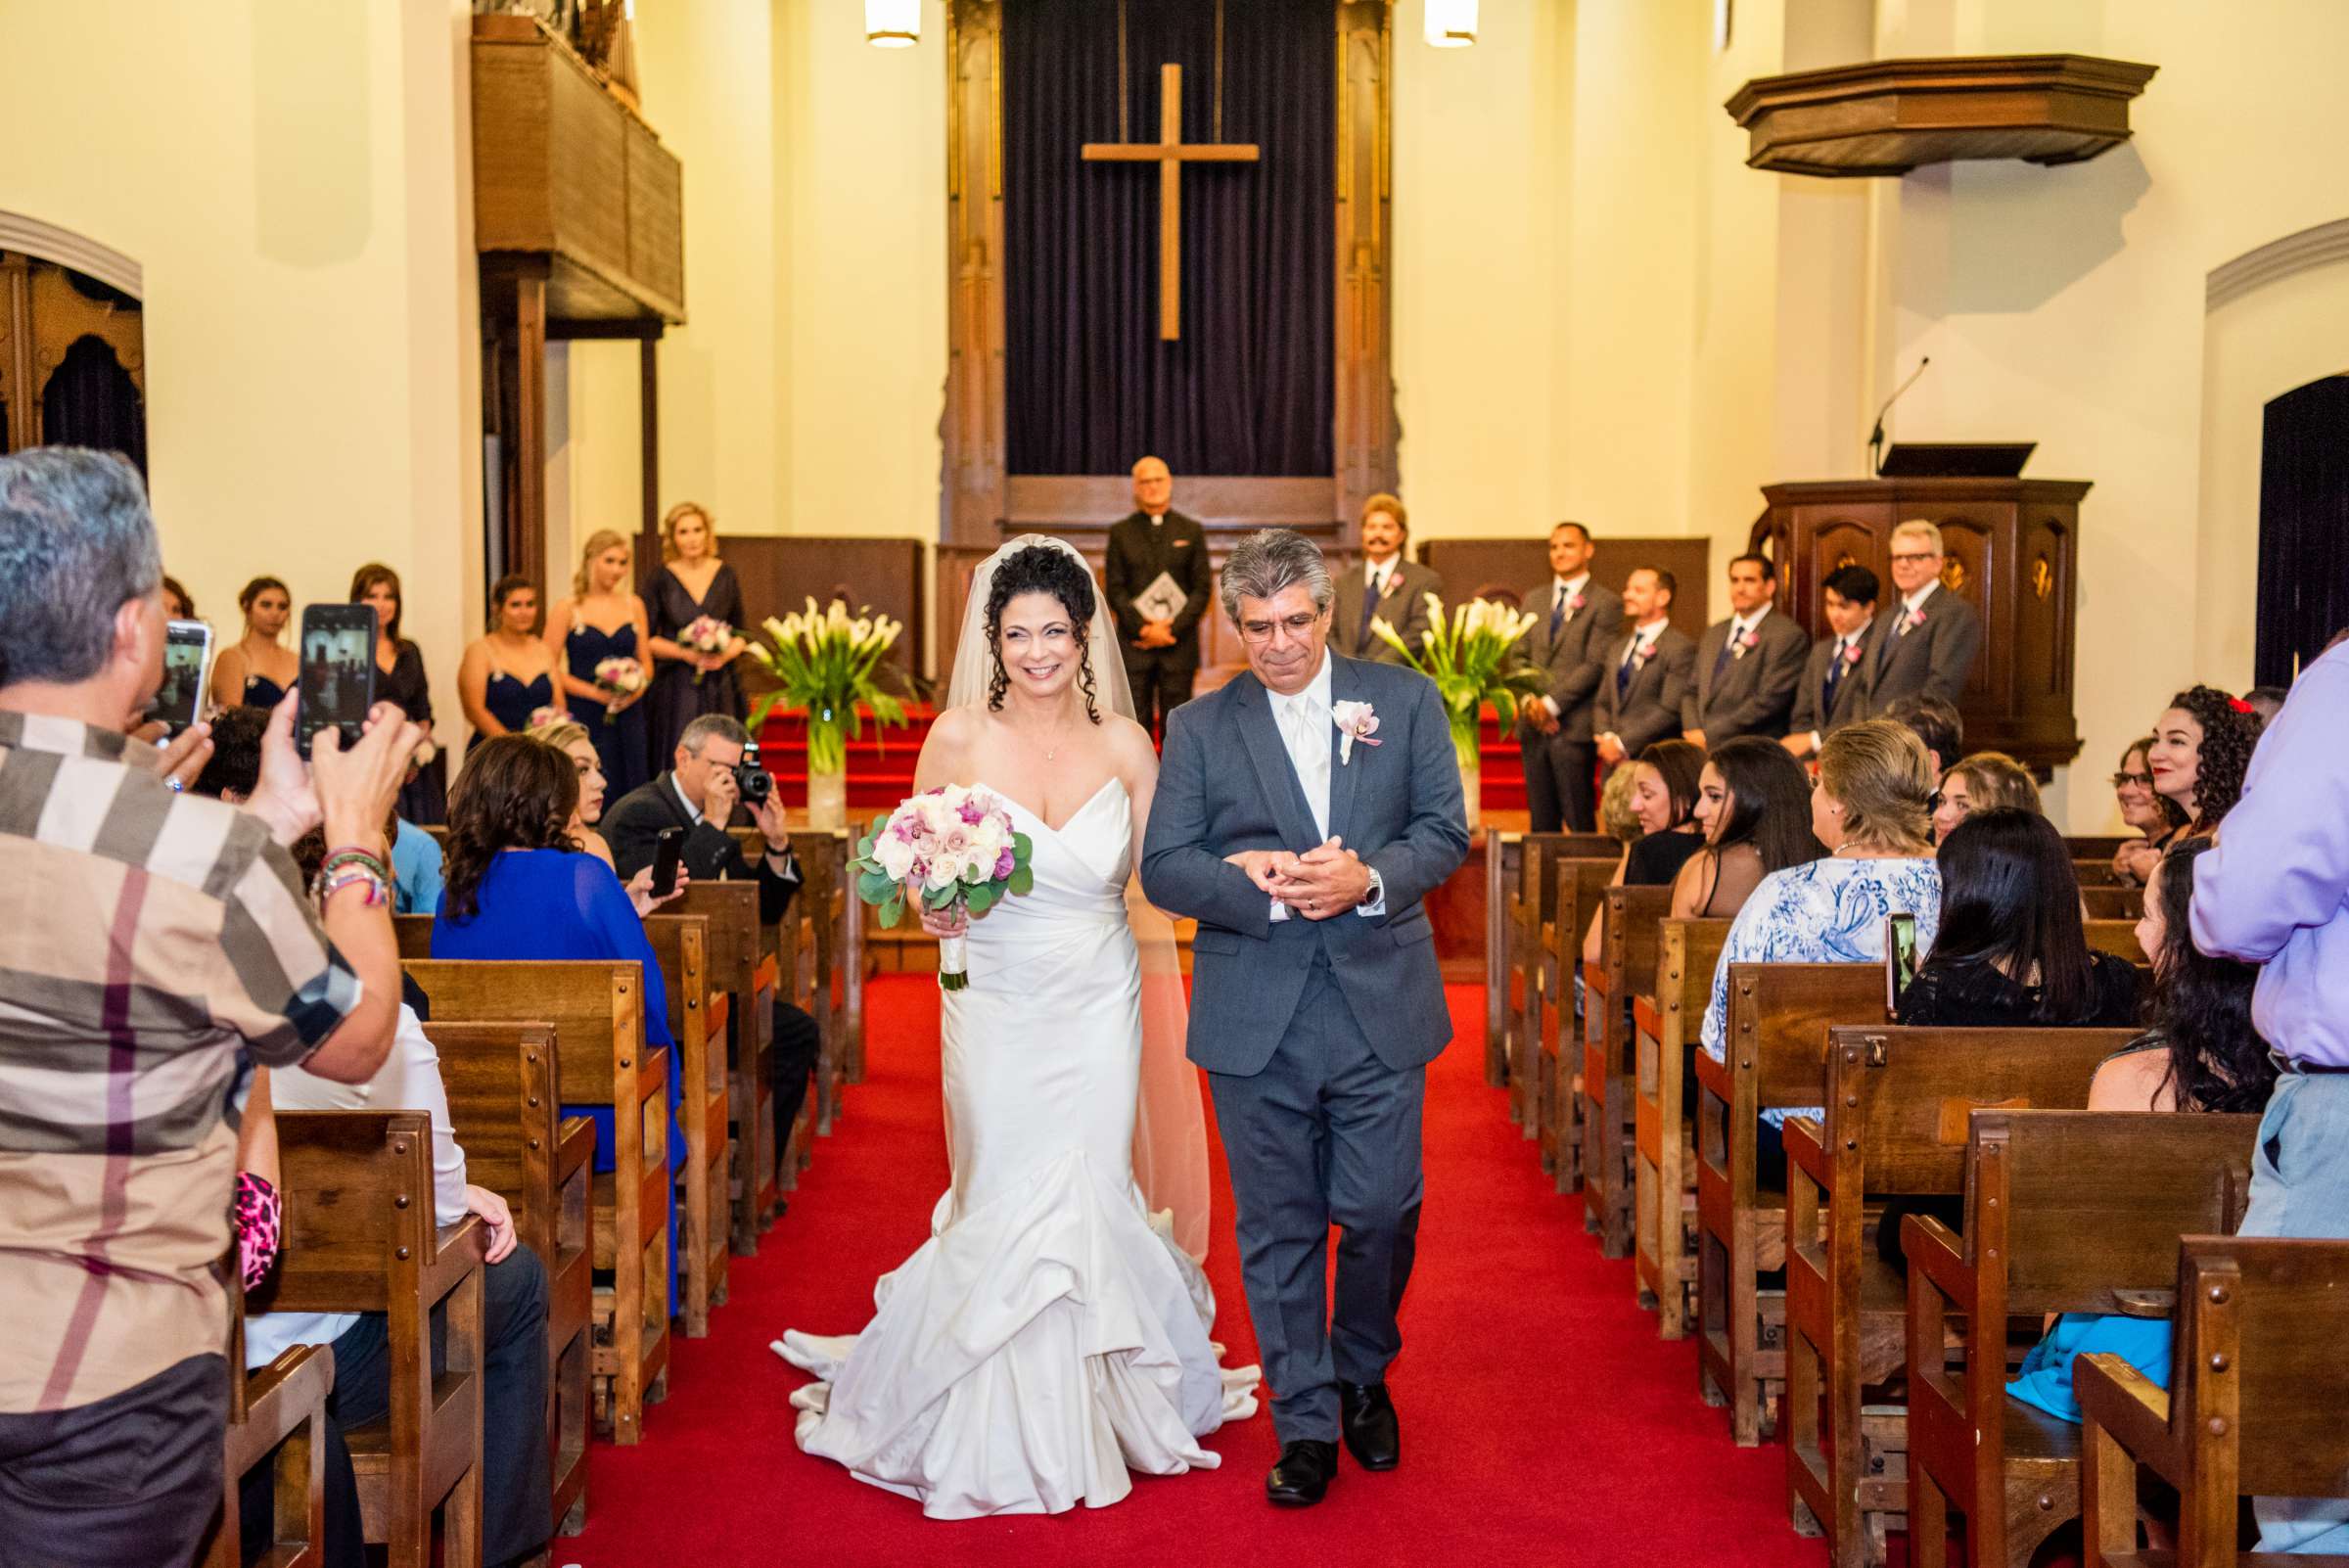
[
  {"xmin": 1220, "ymin": 528, "xmax": 1333, "ymax": 624},
  {"xmin": 678, "ymin": 713, "xmax": 751, "ymax": 756},
  {"xmin": 0, "ymin": 447, "xmax": 161, "ymax": 689}
]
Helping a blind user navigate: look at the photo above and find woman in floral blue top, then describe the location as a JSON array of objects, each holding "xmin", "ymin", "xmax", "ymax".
[{"xmin": 1700, "ymin": 718, "xmax": 1942, "ymax": 1186}]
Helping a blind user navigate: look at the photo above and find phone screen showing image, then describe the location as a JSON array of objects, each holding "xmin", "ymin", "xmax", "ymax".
[
  {"xmin": 297, "ymin": 604, "xmax": 378, "ymax": 759},
  {"xmin": 1885, "ymin": 911, "xmax": 1919, "ymax": 1014},
  {"xmin": 149, "ymin": 620, "xmax": 212, "ymax": 734}
]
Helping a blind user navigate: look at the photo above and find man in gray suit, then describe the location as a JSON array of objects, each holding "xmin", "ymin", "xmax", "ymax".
[
  {"xmin": 1783, "ymin": 563, "xmax": 1879, "ymax": 760},
  {"xmin": 1142, "ymin": 530, "xmax": 1469, "ymax": 1510},
  {"xmin": 1681, "ymin": 553, "xmax": 1809, "ymax": 749},
  {"xmin": 1592, "ymin": 567, "xmax": 1696, "ymax": 767},
  {"xmin": 1327, "ymin": 492, "xmax": 1445, "ymax": 667},
  {"xmin": 1516, "ymin": 521, "xmax": 1622, "ymax": 831},
  {"xmin": 1857, "ymin": 519, "xmax": 1982, "ymax": 715}
]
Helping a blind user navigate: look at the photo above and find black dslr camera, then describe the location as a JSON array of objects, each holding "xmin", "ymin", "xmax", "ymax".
[{"xmin": 733, "ymin": 738, "xmax": 774, "ymax": 807}]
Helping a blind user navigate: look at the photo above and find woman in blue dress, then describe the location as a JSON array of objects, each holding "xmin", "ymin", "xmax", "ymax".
[
  {"xmin": 209, "ymin": 575, "xmax": 299, "ymax": 711},
  {"xmin": 2004, "ymin": 836, "xmax": 2276, "ymax": 1424},
  {"xmin": 1700, "ymin": 718, "xmax": 1943, "ymax": 1188},
  {"xmin": 544, "ymin": 530, "xmax": 652, "ymax": 798},
  {"xmin": 457, "ymin": 575, "xmax": 565, "ymax": 757},
  {"xmin": 430, "ymin": 733, "xmax": 688, "ymax": 1306}
]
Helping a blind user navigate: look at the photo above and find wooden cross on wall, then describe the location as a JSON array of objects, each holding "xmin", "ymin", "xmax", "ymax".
[{"xmin": 1082, "ymin": 63, "xmax": 1261, "ymax": 341}]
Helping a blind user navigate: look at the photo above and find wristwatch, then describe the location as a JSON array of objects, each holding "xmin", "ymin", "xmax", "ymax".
[{"xmin": 1359, "ymin": 868, "xmax": 1385, "ymax": 909}]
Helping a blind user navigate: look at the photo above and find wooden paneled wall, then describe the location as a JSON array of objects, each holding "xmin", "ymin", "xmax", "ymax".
[{"xmin": 719, "ymin": 537, "xmax": 926, "ymax": 685}]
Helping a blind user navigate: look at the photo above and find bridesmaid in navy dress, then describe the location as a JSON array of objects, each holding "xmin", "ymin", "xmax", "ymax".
[
  {"xmin": 209, "ymin": 576, "xmax": 299, "ymax": 712},
  {"xmin": 544, "ymin": 529, "xmax": 652, "ymax": 798},
  {"xmin": 457, "ymin": 575, "xmax": 565, "ymax": 758},
  {"xmin": 351, "ymin": 563, "xmax": 449, "ymax": 824},
  {"xmin": 644, "ymin": 502, "xmax": 748, "ymax": 773}
]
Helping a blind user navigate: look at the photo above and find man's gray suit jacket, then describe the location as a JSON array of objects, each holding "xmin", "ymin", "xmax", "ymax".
[
  {"xmin": 1140, "ymin": 656, "xmax": 1471, "ymax": 1078},
  {"xmin": 1329, "ymin": 558, "xmax": 1446, "ymax": 667},
  {"xmin": 1516, "ymin": 580, "xmax": 1623, "ymax": 744},
  {"xmin": 1786, "ymin": 632, "xmax": 1872, "ymax": 740},
  {"xmin": 1590, "ymin": 624, "xmax": 1696, "ymax": 760},
  {"xmin": 1681, "ymin": 610, "xmax": 1810, "ymax": 745},
  {"xmin": 1856, "ymin": 584, "xmax": 1982, "ymax": 716}
]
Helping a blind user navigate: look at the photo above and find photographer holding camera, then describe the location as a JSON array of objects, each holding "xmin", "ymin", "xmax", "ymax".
[{"xmin": 604, "ymin": 714, "xmax": 821, "ymax": 1185}]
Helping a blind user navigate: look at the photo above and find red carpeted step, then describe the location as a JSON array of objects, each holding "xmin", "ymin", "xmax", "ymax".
[{"xmin": 574, "ymin": 978, "xmax": 1825, "ymax": 1565}]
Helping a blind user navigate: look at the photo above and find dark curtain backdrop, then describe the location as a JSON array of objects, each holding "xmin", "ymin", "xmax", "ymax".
[
  {"xmin": 2255, "ymin": 375, "xmax": 2349, "ymax": 684},
  {"xmin": 42, "ymin": 335, "xmax": 147, "ymax": 475},
  {"xmin": 1004, "ymin": 0, "xmax": 1334, "ymax": 477}
]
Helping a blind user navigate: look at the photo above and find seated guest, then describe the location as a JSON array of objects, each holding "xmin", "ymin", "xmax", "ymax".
[
  {"xmin": 1581, "ymin": 739, "xmax": 1706, "ymax": 965},
  {"xmin": 2243, "ymin": 684, "xmax": 2288, "ymax": 727},
  {"xmin": 1783, "ymin": 564, "xmax": 1877, "ymax": 760},
  {"xmin": 390, "ymin": 802, "xmax": 444, "ymax": 915},
  {"xmin": 1701, "ymin": 719, "xmax": 1941, "ymax": 1184},
  {"xmin": 1598, "ymin": 760, "xmax": 1643, "ymax": 847},
  {"xmin": 431, "ymin": 735, "xmax": 685, "ymax": 1303},
  {"xmin": 2005, "ymin": 838, "xmax": 2275, "ymax": 1425},
  {"xmin": 248, "ymin": 842, "xmax": 551, "ymax": 1568},
  {"xmin": 2109, "ymin": 736, "xmax": 2188, "ymax": 886},
  {"xmin": 458, "ymin": 575, "xmax": 564, "ymax": 750},
  {"xmin": 1858, "ymin": 519, "xmax": 1981, "ymax": 712},
  {"xmin": 192, "ymin": 701, "xmax": 270, "ymax": 802},
  {"xmin": 1681, "ymin": 553, "xmax": 1807, "ymax": 749},
  {"xmin": 1898, "ymin": 808, "xmax": 2142, "ymax": 1028},
  {"xmin": 2149, "ymin": 684, "xmax": 2257, "ymax": 838},
  {"xmin": 0, "ymin": 447, "xmax": 413, "ymax": 1566},
  {"xmin": 1670, "ymin": 737, "xmax": 1824, "ymax": 921},
  {"xmin": 530, "ymin": 715, "xmax": 616, "ymax": 867},
  {"xmin": 161, "ymin": 573, "xmax": 195, "ymax": 621},
  {"xmin": 605, "ymin": 715, "xmax": 821, "ymax": 1187},
  {"xmin": 1879, "ymin": 692, "xmax": 1961, "ymax": 775},
  {"xmin": 1329, "ymin": 491, "xmax": 1443, "ymax": 666},
  {"xmin": 1930, "ymin": 749, "xmax": 2041, "ymax": 841}
]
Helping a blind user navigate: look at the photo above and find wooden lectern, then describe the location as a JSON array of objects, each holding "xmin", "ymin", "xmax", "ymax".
[{"xmin": 1749, "ymin": 474, "xmax": 2089, "ymax": 775}]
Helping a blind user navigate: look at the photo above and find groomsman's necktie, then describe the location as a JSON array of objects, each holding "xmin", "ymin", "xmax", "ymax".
[
  {"xmin": 1711, "ymin": 628, "xmax": 1735, "ymax": 684},
  {"xmin": 1359, "ymin": 572, "xmax": 1381, "ymax": 655},
  {"xmin": 1616, "ymin": 639, "xmax": 1636, "ymax": 700},
  {"xmin": 1823, "ymin": 639, "xmax": 1848, "ymax": 714},
  {"xmin": 1549, "ymin": 585, "xmax": 1566, "ymax": 639}
]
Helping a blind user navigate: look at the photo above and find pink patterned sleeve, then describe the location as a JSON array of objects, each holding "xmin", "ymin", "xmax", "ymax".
[{"xmin": 234, "ymin": 1170, "xmax": 283, "ymax": 1292}]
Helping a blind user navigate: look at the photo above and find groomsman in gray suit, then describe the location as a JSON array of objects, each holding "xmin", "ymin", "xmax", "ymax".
[
  {"xmin": 1681, "ymin": 553, "xmax": 1809, "ymax": 749},
  {"xmin": 1327, "ymin": 493, "xmax": 1445, "ymax": 667},
  {"xmin": 1515, "ymin": 522, "xmax": 1622, "ymax": 831},
  {"xmin": 1783, "ymin": 563, "xmax": 1878, "ymax": 760},
  {"xmin": 1591, "ymin": 567, "xmax": 1696, "ymax": 768},
  {"xmin": 1856, "ymin": 519, "xmax": 1982, "ymax": 715}
]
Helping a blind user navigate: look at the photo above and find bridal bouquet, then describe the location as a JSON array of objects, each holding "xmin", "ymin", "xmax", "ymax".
[
  {"xmin": 681, "ymin": 616, "xmax": 733, "ymax": 684},
  {"xmin": 850, "ymin": 784, "xmax": 1035, "ymax": 991},
  {"xmin": 593, "ymin": 656, "xmax": 647, "ymax": 699}
]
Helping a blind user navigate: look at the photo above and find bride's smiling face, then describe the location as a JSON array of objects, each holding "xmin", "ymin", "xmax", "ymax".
[{"xmin": 996, "ymin": 591, "xmax": 1082, "ymax": 702}]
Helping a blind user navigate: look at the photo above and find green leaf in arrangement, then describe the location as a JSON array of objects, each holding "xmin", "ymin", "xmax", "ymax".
[
  {"xmin": 965, "ymin": 882, "xmax": 997, "ymax": 916},
  {"xmin": 1007, "ymin": 864, "xmax": 1035, "ymax": 897},
  {"xmin": 1012, "ymin": 831, "xmax": 1033, "ymax": 859},
  {"xmin": 856, "ymin": 870, "xmax": 897, "ymax": 904},
  {"xmin": 878, "ymin": 895, "xmax": 904, "ymax": 928},
  {"xmin": 926, "ymin": 883, "xmax": 959, "ymax": 908}
]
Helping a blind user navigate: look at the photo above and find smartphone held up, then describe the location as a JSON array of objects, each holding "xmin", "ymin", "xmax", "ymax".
[
  {"xmin": 297, "ymin": 604, "xmax": 379, "ymax": 759},
  {"xmin": 147, "ymin": 619, "xmax": 213, "ymax": 735}
]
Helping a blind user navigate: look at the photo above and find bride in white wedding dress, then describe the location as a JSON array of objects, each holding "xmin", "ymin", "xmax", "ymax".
[{"xmin": 772, "ymin": 537, "xmax": 1258, "ymax": 1518}]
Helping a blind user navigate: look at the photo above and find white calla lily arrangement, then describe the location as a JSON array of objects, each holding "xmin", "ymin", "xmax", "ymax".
[
  {"xmin": 746, "ymin": 597, "xmax": 910, "ymax": 777},
  {"xmin": 1371, "ymin": 592, "xmax": 1549, "ymax": 770}
]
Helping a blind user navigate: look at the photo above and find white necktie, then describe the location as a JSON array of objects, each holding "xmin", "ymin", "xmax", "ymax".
[{"xmin": 1282, "ymin": 693, "xmax": 1331, "ymax": 840}]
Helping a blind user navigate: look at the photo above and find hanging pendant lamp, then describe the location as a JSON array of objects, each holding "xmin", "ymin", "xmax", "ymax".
[
  {"xmin": 866, "ymin": 0, "xmax": 918, "ymax": 48},
  {"xmin": 1424, "ymin": 0, "xmax": 1477, "ymax": 48}
]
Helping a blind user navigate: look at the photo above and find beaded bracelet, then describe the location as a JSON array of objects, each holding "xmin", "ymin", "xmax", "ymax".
[
  {"xmin": 320, "ymin": 845, "xmax": 390, "ymax": 882},
  {"xmin": 315, "ymin": 863, "xmax": 389, "ymax": 909}
]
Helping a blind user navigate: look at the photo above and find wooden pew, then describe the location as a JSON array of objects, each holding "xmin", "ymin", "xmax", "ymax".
[
  {"xmin": 1505, "ymin": 834, "xmax": 1614, "ymax": 1134},
  {"xmin": 1904, "ymin": 1110, "xmax": 2257, "ymax": 1568},
  {"xmin": 2065, "ymin": 835, "xmax": 2131, "ymax": 860},
  {"xmin": 252, "ymin": 1111, "xmax": 488, "ymax": 1568},
  {"xmin": 1632, "ymin": 916, "xmax": 1733, "ymax": 1337},
  {"xmin": 1539, "ymin": 856, "xmax": 1622, "ymax": 1192},
  {"xmin": 1582, "ymin": 885, "xmax": 1674, "ymax": 1256},
  {"xmin": 641, "ymin": 913, "xmax": 731, "ymax": 1337},
  {"xmin": 1781, "ymin": 1025, "xmax": 2139, "ymax": 1567},
  {"xmin": 199, "ymin": 1261, "xmax": 333, "ymax": 1568},
  {"xmin": 668, "ymin": 879, "xmax": 786, "ymax": 1250},
  {"xmin": 429, "ymin": 1021, "xmax": 594, "ymax": 1539},
  {"xmin": 773, "ymin": 890, "xmax": 822, "ymax": 1186},
  {"xmin": 1693, "ymin": 961, "xmax": 1885, "ymax": 1445},
  {"xmin": 403, "ymin": 959, "xmax": 671, "ymax": 1447},
  {"xmin": 2080, "ymin": 884, "xmax": 2142, "ymax": 920},
  {"xmin": 2079, "ymin": 1235, "xmax": 2349, "ymax": 1568},
  {"xmin": 789, "ymin": 829, "xmax": 852, "ymax": 1132},
  {"xmin": 2085, "ymin": 919, "xmax": 2148, "ymax": 965}
]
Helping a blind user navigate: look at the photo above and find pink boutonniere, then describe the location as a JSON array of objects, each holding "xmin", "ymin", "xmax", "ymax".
[
  {"xmin": 1632, "ymin": 641, "xmax": 1658, "ymax": 669},
  {"xmin": 1903, "ymin": 607, "xmax": 1928, "ymax": 632},
  {"xmin": 1330, "ymin": 700, "xmax": 1381, "ymax": 764},
  {"xmin": 1568, "ymin": 591, "xmax": 1586, "ymax": 613},
  {"xmin": 1841, "ymin": 640, "xmax": 1865, "ymax": 666},
  {"xmin": 1730, "ymin": 626, "xmax": 1761, "ymax": 661}
]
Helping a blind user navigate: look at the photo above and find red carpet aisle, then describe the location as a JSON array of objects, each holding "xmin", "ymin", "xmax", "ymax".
[{"xmin": 574, "ymin": 979, "xmax": 1821, "ymax": 1567}]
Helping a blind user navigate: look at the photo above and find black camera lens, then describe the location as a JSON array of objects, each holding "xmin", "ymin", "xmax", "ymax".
[{"xmin": 736, "ymin": 761, "xmax": 773, "ymax": 806}]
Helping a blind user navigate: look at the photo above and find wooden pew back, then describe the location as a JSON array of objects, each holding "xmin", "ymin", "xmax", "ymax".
[
  {"xmin": 642, "ymin": 912, "xmax": 731, "ymax": 1337},
  {"xmin": 2178, "ymin": 1235, "xmax": 2349, "ymax": 1499},
  {"xmin": 1632, "ymin": 916, "xmax": 1732, "ymax": 1336},
  {"xmin": 1582, "ymin": 883, "xmax": 1674, "ymax": 1256},
  {"xmin": 1539, "ymin": 856, "xmax": 1621, "ymax": 1192},
  {"xmin": 2078, "ymin": 884, "xmax": 2141, "ymax": 920},
  {"xmin": 2082, "ymin": 919, "xmax": 2147, "ymax": 965}
]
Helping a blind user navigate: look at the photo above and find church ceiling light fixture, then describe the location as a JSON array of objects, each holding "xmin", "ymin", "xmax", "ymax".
[
  {"xmin": 866, "ymin": 0, "xmax": 919, "ymax": 49},
  {"xmin": 1423, "ymin": 0, "xmax": 1476, "ymax": 48}
]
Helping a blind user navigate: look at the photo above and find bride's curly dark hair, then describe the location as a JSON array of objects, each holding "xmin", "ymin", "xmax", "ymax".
[
  {"xmin": 2166, "ymin": 684, "xmax": 2257, "ymax": 830},
  {"xmin": 985, "ymin": 544, "xmax": 1101, "ymax": 723}
]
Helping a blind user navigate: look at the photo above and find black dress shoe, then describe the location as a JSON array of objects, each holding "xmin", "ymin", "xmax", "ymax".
[
  {"xmin": 1266, "ymin": 1440, "xmax": 1339, "ymax": 1506},
  {"xmin": 1338, "ymin": 1381, "xmax": 1400, "ymax": 1470}
]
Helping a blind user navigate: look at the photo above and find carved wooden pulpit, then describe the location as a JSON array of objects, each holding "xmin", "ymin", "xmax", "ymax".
[{"xmin": 1749, "ymin": 475, "xmax": 2089, "ymax": 774}]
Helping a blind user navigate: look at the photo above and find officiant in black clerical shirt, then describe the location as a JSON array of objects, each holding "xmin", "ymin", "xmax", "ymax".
[{"xmin": 1103, "ymin": 455, "xmax": 1214, "ymax": 740}]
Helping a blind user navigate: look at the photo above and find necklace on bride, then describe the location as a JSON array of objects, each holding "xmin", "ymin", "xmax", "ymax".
[{"xmin": 1010, "ymin": 700, "xmax": 1077, "ymax": 764}]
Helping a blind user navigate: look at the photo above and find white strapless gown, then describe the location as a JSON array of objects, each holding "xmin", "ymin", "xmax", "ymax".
[{"xmin": 773, "ymin": 780, "xmax": 1259, "ymax": 1518}]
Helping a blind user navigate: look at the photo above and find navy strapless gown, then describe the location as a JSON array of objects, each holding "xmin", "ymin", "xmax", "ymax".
[
  {"xmin": 243, "ymin": 672, "xmax": 289, "ymax": 710},
  {"xmin": 475, "ymin": 669, "xmax": 553, "ymax": 750},
  {"xmin": 566, "ymin": 623, "xmax": 651, "ymax": 796}
]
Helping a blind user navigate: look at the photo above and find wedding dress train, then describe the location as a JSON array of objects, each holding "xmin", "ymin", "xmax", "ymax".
[{"xmin": 773, "ymin": 780, "xmax": 1258, "ymax": 1517}]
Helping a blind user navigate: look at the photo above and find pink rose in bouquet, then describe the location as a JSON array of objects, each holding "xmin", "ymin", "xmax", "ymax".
[
  {"xmin": 594, "ymin": 656, "xmax": 647, "ymax": 699},
  {"xmin": 849, "ymin": 784, "xmax": 1036, "ymax": 991},
  {"xmin": 681, "ymin": 616, "xmax": 732, "ymax": 684}
]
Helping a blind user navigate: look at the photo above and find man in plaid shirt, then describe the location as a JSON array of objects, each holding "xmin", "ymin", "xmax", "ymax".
[{"xmin": 0, "ymin": 448, "xmax": 420, "ymax": 1565}]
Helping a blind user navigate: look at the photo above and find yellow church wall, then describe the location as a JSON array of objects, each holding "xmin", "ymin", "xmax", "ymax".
[
  {"xmin": 1876, "ymin": 0, "xmax": 2349, "ymax": 825},
  {"xmin": 0, "ymin": 0, "xmax": 483, "ymax": 745}
]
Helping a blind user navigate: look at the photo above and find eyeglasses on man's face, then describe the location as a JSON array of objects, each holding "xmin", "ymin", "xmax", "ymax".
[
  {"xmin": 1890, "ymin": 551, "xmax": 1939, "ymax": 565},
  {"xmin": 1238, "ymin": 611, "xmax": 1322, "ymax": 646},
  {"xmin": 2110, "ymin": 770, "xmax": 2153, "ymax": 789}
]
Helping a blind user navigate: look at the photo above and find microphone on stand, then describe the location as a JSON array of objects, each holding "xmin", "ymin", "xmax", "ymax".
[{"xmin": 1867, "ymin": 356, "xmax": 1932, "ymax": 477}]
